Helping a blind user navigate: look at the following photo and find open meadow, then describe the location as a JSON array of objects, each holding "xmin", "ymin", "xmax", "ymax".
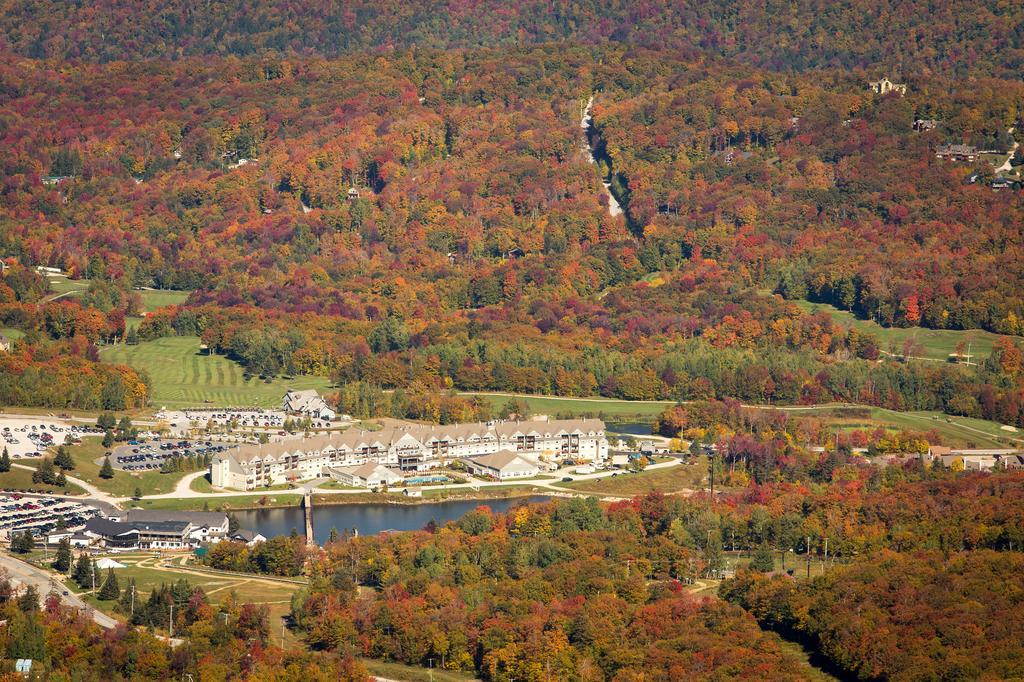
[
  {"xmin": 458, "ymin": 392, "xmax": 673, "ymax": 419},
  {"xmin": 21, "ymin": 437, "xmax": 191, "ymax": 498},
  {"xmin": 557, "ymin": 457, "xmax": 708, "ymax": 496},
  {"xmin": 63, "ymin": 553, "xmax": 304, "ymax": 642},
  {"xmin": 101, "ymin": 336, "xmax": 334, "ymax": 408},
  {"xmin": 792, "ymin": 299, "xmax": 1019, "ymax": 362}
]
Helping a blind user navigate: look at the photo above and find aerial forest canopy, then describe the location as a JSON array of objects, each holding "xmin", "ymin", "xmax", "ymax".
[
  {"xmin": 1, "ymin": 3, "xmax": 1024, "ymax": 682},
  {"xmin": 0, "ymin": 0, "xmax": 1022, "ymax": 78},
  {"xmin": 2, "ymin": 40, "xmax": 1023, "ymax": 421}
]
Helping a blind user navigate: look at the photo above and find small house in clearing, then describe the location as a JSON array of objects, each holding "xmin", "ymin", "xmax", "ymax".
[{"xmin": 936, "ymin": 144, "xmax": 978, "ymax": 162}]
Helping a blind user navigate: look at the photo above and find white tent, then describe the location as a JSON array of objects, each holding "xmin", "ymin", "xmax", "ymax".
[{"xmin": 94, "ymin": 558, "xmax": 126, "ymax": 570}]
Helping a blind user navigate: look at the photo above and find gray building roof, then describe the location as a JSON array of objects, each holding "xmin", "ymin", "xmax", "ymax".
[
  {"xmin": 115, "ymin": 509, "xmax": 228, "ymax": 528},
  {"xmin": 218, "ymin": 418, "xmax": 605, "ymax": 466}
]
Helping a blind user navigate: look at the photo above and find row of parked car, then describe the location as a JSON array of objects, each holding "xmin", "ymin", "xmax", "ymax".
[
  {"xmin": 0, "ymin": 494, "xmax": 99, "ymax": 536},
  {"xmin": 114, "ymin": 439, "xmax": 229, "ymax": 471}
]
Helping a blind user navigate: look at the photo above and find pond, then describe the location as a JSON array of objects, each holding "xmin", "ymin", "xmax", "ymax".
[{"xmin": 234, "ymin": 496, "xmax": 550, "ymax": 544}]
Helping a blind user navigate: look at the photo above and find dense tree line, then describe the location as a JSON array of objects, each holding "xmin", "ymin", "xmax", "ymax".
[
  {"xmin": 2, "ymin": 48, "xmax": 1023, "ymax": 421},
  {"xmin": 0, "ymin": 569, "xmax": 369, "ymax": 680},
  {"xmin": 722, "ymin": 550, "xmax": 1024, "ymax": 680},
  {"xmin": 2, "ymin": 0, "xmax": 1022, "ymax": 80}
]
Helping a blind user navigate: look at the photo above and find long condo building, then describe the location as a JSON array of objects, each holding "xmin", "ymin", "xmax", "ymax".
[{"xmin": 211, "ymin": 418, "xmax": 608, "ymax": 490}]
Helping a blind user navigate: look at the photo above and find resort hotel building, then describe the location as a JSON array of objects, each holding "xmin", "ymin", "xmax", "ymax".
[{"xmin": 210, "ymin": 418, "xmax": 608, "ymax": 490}]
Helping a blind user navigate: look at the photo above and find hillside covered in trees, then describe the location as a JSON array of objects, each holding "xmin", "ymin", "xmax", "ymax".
[
  {"xmin": 1, "ymin": 3, "xmax": 1024, "ymax": 679},
  {"xmin": 2, "ymin": 42, "xmax": 1023, "ymax": 421},
  {"xmin": 2, "ymin": 0, "xmax": 1023, "ymax": 79}
]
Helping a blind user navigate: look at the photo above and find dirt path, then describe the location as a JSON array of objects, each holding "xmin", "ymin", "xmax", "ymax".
[{"xmin": 580, "ymin": 94, "xmax": 623, "ymax": 217}]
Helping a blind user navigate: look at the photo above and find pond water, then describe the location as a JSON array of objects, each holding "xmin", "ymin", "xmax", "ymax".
[{"xmin": 234, "ymin": 496, "xmax": 549, "ymax": 544}]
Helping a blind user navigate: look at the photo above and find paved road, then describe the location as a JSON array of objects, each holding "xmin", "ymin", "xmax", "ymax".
[{"xmin": 0, "ymin": 552, "xmax": 117, "ymax": 629}]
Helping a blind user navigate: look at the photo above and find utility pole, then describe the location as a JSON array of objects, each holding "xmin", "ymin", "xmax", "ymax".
[
  {"xmin": 131, "ymin": 583, "xmax": 135, "ymax": 616},
  {"xmin": 823, "ymin": 537, "xmax": 828, "ymax": 575},
  {"xmin": 806, "ymin": 536, "xmax": 812, "ymax": 579},
  {"xmin": 169, "ymin": 602, "xmax": 174, "ymax": 638}
]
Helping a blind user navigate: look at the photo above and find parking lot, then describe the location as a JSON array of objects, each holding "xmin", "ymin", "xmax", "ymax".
[
  {"xmin": 156, "ymin": 408, "xmax": 289, "ymax": 434},
  {"xmin": 109, "ymin": 439, "xmax": 231, "ymax": 472},
  {"xmin": 0, "ymin": 494, "xmax": 100, "ymax": 538},
  {"xmin": 0, "ymin": 416, "xmax": 102, "ymax": 458}
]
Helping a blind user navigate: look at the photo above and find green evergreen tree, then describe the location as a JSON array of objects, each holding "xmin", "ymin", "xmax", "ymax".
[
  {"xmin": 53, "ymin": 445, "xmax": 75, "ymax": 470},
  {"xmin": 96, "ymin": 413, "xmax": 116, "ymax": 430},
  {"xmin": 0, "ymin": 446, "xmax": 10, "ymax": 473},
  {"xmin": 98, "ymin": 568, "xmax": 120, "ymax": 600},
  {"xmin": 99, "ymin": 456, "xmax": 115, "ymax": 479},
  {"xmin": 227, "ymin": 512, "xmax": 240, "ymax": 534},
  {"xmin": 32, "ymin": 457, "xmax": 58, "ymax": 484},
  {"xmin": 11, "ymin": 530, "xmax": 34, "ymax": 554},
  {"xmin": 16, "ymin": 584, "xmax": 40, "ymax": 613},
  {"xmin": 125, "ymin": 326, "xmax": 139, "ymax": 345},
  {"xmin": 117, "ymin": 577, "xmax": 137, "ymax": 617},
  {"xmin": 8, "ymin": 610, "xmax": 45, "ymax": 659},
  {"xmin": 750, "ymin": 543, "xmax": 776, "ymax": 573},
  {"xmin": 133, "ymin": 486, "xmax": 143, "ymax": 500},
  {"xmin": 116, "ymin": 416, "xmax": 133, "ymax": 440},
  {"xmin": 52, "ymin": 537, "xmax": 72, "ymax": 572},
  {"xmin": 55, "ymin": 471, "xmax": 67, "ymax": 488},
  {"xmin": 102, "ymin": 429, "xmax": 115, "ymax": 448},
  {"xmin": 73, "ymin": 552, "xmax": 93, "ymax": 588}
]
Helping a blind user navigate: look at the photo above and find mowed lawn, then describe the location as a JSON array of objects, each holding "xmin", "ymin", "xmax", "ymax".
[
  {"xmin": 0, "ymin": 465, "xmax": 86, "ymax": 495},
  {"xmin": 793, "ymin": 299, "xmax": 1018, "ymax": 362},
  {"xmin": 23, "ymin": 437, "xmax": 188, "ymax": 497},
  {"xmin": 557, "ymin": 459, "xmax": 708, "ymax": 496},
  {"xmin": 101, "ymin": 336, "xmax": 334, "ymax": 408},
  {"xmin": 458, "ymin": 392, "xmax": 673, "ymax": 418},
  {"xmin": 133, "ymin": 493, "xmax": 304, "ymax": 512},
  {"xmin": 137, "ymin": 288, "xmax": 190, "ymax": 312},
  {"xmin": 68, "ymin": 554, "xmax": 303, "ymax": 639},
  {"xmin": 759, "ymin": 405, "xmax": 1020, "ymax": 448}
]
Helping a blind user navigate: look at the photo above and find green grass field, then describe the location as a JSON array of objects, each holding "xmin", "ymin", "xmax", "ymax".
[
  {"xmin": 20, "ymin": 437, "xmax": 190, "ymax": 497},
  {"xmin": 65, "ymin": 554, "xmax": 302, "ymax": 638},
  {"xmin": 137, "ymin": 288, "xmax": 190, "ymax": 312},
  {"xmin": 458, "ymin": 392, "xmax": 672, "ymax": 418},
  {"xmin": 100, "ymin": 336, "xmax": 334, "ymax": 408},
  {"xmin": 360, "ymin": 659, "xmax": 479, "ymax": 682},
  {"xmin": 0, "ymin": 465, "xmax": 86, "ymax": 495},
  {"xmin": 0, "ymin": 327, "xmax": 25, "ymax": 340},
  {"xmin": 133, "ymin": 493, "xmax": 304, "ymax": 512},
  {"xmin": 793, "ymin": 299, "xmax": 1018, "ymax": 362},
  {"xmin": 45, "ymin": 274, "xmax": 89, "ymax": 299},
  {"xmin": 557, "ymin": 460, "xmax": 707, "ymax": 496}
]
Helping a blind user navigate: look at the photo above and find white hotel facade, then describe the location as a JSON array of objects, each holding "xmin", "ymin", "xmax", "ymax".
[{"xmin": 210, "ymin": 418, "xmax": 608, "ymax": 490}]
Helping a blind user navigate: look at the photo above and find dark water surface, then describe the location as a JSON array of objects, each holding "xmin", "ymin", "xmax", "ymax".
[{"xmin": 234, "ymin": 496, "xmax": 549, "ymax": 544}]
